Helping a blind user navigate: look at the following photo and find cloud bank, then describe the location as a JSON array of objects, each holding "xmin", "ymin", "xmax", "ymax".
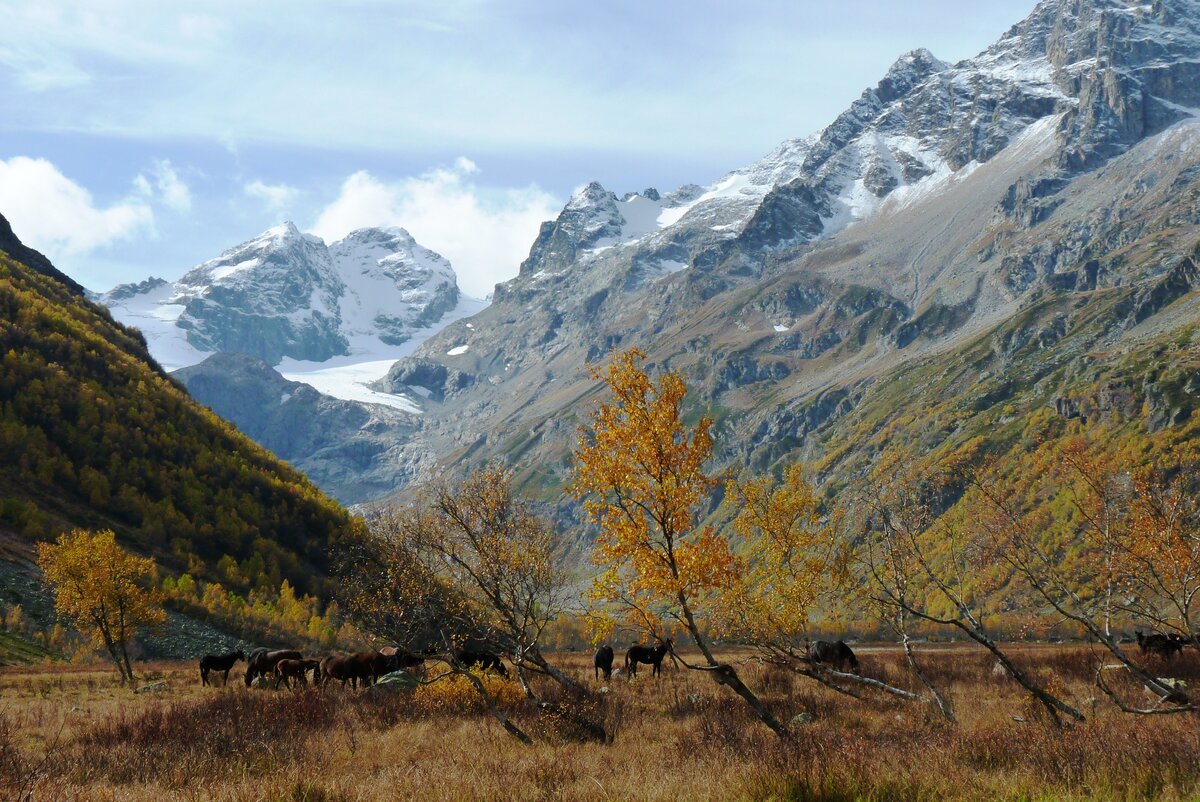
[
  {"xmin": 312, "ymin": 158, "xmax": 559, "ymax": 298},
  {"xmin": 0, "ymin": 156, "xmax": 154, "ymax": 257}
]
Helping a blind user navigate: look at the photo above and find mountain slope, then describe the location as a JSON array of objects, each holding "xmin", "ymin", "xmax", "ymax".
[
  {"xmin": 0, "ymin": 213, "xmax": 360, "ymax": 598},
  {"xmin": 371, "ymin": 0, "xmax": 1200, "ymax": 510}
]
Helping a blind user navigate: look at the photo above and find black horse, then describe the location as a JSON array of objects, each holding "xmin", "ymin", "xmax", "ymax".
[
  {"xmin": 199, "ymin": 649, "xmax": 245, "ymax": 686},
  {"xmin": 455, "ymin": 648, "xmax": 509, "ymax": 677},
  {"xmin": 594, "ymin": 645, "xmax": 614, "ymax": 679},
  {"xmin": 1136, "ymin": 630, "xmax": 1187, "ymax": 660},
  {"xmin": 244, "ymin": 647, "xmax": 303, "ymax": 686},
  {"xmin": 809, "ymin": 639, "xmax": 859, "ymax": 674},
  {"xmin": 625, "ymin": 638, "xmax": 672, "ymax": 678}
]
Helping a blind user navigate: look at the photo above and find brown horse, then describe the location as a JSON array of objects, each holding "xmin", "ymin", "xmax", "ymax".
[
  {"xmin": 455, "ymin": 648, "xmax": 509, "ymax": 677},
  {"xmin": 379, "ymin": 646, "xmax": 425, "ymax": 672},
  {"xmin": 320, "ymin": 652, "xmax": 389, "ymax": 689},
  {"xmin": 594, "ymin": 645, "xmax": 614, "ymax": 680},
  {"xmin": 274, "ymin": 658, "xmax": 321, "ymax": 689},
  {"xmin": 244, "ymin": 648, "xmax": 303, "ymax": 686}
]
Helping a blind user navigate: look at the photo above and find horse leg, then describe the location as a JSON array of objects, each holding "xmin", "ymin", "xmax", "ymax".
[{"xmin": 200, "ymin": 667, "xmax": 208, "ymax": 687}]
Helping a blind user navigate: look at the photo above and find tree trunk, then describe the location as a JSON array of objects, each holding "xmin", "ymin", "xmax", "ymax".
[
  {"xmin": 461, "ymin": 670, "xmax": 532, "ymax": 745},
  {"xmin": 903, "ymin": 634, "xmax": 955, "ymax": 723},
  {"xmin": 676, "ymin": 592, "xmax": 788, "ymax": 738},
  {"xmin": 526, "ymin": 648, "xmax": 587, "ymax": 696},
  {"xmin": 958, "ymin": 624, "xmax": 1083, "ymax": 726},
  {"xmin": 94, "ymin": 617, "xmax": 128, "ymax": 684}
]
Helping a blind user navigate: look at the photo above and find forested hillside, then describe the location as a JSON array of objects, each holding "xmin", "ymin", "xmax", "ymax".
[{"xmin": 0, "ymin": 214, "xmax": 360, "ymax": 599}]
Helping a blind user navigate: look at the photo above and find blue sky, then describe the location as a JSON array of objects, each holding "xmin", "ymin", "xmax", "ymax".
[{"xmin": 0, "ymin": 0, "xmax": 1036, "ymax": 296}]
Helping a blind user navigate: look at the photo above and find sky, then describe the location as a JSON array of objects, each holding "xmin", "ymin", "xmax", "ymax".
[{"xmin": 0, "ymin": 0, "xmax": 1037, "ymax": 298}]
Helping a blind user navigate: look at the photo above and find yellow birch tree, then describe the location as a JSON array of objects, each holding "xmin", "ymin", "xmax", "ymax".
[
  {"xmin": 36, "ymin": 529, "xmax": 165, "ymax": 683},
  {"xmin": 571, "ymin": 348, "xmax": 787, "ymax": 737}
]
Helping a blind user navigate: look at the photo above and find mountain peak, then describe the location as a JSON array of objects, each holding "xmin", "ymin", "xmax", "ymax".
[
  {"xmin": 568, "ymin": 181, "xmax": 617, "ymax": 209},
  {"xmin": 335, "ymin": 225, "xmax": 418, "ymax": 247},
  {"xmin": 102, "ymin": 222, "xmax": 461, "ymax": 367},
  {"xmin": 889, "ymin": 48, "xmax": 947, "ymax": 75}
]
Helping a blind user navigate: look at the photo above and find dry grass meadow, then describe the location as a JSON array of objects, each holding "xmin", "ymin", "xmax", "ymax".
[{"xmin": 4, "ymin": 644, "xmax": 1200, "ymax": 801}]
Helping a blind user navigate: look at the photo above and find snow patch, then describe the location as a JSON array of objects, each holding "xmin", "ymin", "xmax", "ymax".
[
  {"xmin": 446, "ymin": 344, "xmax": 470, "ymax": 356},
  {"xmin": 281, "ymin": 359, "xmax": 423, "ymax": 414}
]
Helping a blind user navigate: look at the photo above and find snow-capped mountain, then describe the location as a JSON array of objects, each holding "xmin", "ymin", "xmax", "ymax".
[
  {"xmin": 114, "ymin": 0, "xmax": 1200, "ymax": 510},
  {"xmin": 374, "ymin": 0, "xmax": 1200, "ymax": 504},
  {"xmin": 101, "ymin": 223, "xmax": 472, "ymax": 371},
  {"xmin": 512, "ymin": 0, "xmax": 1200, "ymax": 294}
]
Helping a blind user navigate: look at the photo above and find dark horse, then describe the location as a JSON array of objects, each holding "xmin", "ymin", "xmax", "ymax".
[
  {"xmin": 594, "ymin": 645, "xmax": 614, "ymax": 680},
  {"xmin": 455, "ymin": 648, "xmax": 509, "ymax": 677},
  {"xmin": 625, "ymin": 638, "xmax": 672, "ymax": 678},
  {"xmin": 809, "ymin": 639, "xmax": 859, "ymax": 674},
  {"xmin": 244, "ymin": 648, "xmax": 303, "ymax": 686},
  {"xmin": 1136, "ymin": 630, "xmax": 1187, "ymax": 660},
  {"xmin": 199, "ymin": 649, "xmax": 245, "ymax": 686}
]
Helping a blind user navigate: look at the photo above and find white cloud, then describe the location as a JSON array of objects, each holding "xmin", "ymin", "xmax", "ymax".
[
  {"xmin": 244, "ymin": 179, "xmax": 300, "ymax": 213},
  {"xmin": 134, "ymin": 159, "xmax": 191, "ymax": 212},
  {"xmin": 0, "ymin": 156, "xmax": 154, "ymax": 257},
  {"xmin": 311, "ymin": 160, "xmax": 560, "ymax": 298}
]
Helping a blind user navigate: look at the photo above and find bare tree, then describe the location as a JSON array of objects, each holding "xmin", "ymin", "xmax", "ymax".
[
  {"xmin": 339, "ymin": 466, "xmax": 584, "ymax": 743},
  {"xmin": 862, "ymin": 468, "xmax": 1085, "ymax": 727},
  {"xmin": 965, "ymin": 438, "xmax": 1194, "ymax": 710}
]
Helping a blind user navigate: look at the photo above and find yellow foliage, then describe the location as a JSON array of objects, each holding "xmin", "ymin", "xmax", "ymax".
[
  {"xmin": 36, "ymin": 528, "xmax": 165, "ymax": 682},
  {"xmin": 414, "ymin": 672, "xmax": 524, "ymax": 714},
  {"xmin": 571, "ymin": 348, "xmax": 735, "ymax": 639},
  {"xmin": 718, "ymin": 465, "xmax": 851, "ymax": 646}
]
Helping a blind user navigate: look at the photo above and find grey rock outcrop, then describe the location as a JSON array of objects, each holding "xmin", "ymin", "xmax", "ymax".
[{"xmin": 174, "ymin": 352, "xmax": 424, "ymax": 504}]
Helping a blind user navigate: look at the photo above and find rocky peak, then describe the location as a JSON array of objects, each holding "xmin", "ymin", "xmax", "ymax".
[
  {"xmin": 101, "ymin": 276, "xmax": 168, "ymax": 302},
  {"xmin": 876, "ymin": 48, "xmax": 949, "ymax": 104},
  {"xmin": 518, "ymin": 181, "xmax": 624, "ymax": 276},
  {"xmin": 330, "ymin": 226, "xmax": 455, "ymax": 288},
  {"xmin": 329, "ymin": 226, "xmax": 460, "ymax": 342}
]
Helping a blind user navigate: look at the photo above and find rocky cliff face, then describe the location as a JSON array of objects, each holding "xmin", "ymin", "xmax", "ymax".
[
  {"xmin": 364, "ymin": 0, "xmax": 1200, "ymax": 506},
  {"xmin": 174, "ymin": 353, "xmax": 426, "ymax": 505},
  {"xmin": 100, "ymin": 224, "xmax": 461, "ymax": 368}
]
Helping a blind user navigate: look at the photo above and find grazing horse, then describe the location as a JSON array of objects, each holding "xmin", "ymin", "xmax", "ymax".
[
  {"xmin": 625, "ymin": 638, "xmax": 673, "ymax": 678},
  {"xmin": 274, "ymin": 658, "xmax": 321, "ymax": 689},
  {"xmin": 199, "ymin": 649, "xmax": 244, "ymax": 686},
  {"xmin": 809, "ymin": 640, "xmax": 859, "ymax": 674},
  {"xmin": 455, "ymin": 648, "xmax": 509, "ymax": 677},
  {"xmin": 594, "ymin": 645, "xmax": 614, "ymax": 680},
  {"xmin": 1136, "ymin": 630, "xmax": 1186, "ymax": 660},
  {"xmin": 244, "ymin": 648, "xmax": 303, "ymax": 686},
  {"xmin": 379, "ymin": 646, "xmax": 425, "ymax": 672},
  {"xmin": 320, "ymin": 652, "xmax": 389, "ymax": 689}
]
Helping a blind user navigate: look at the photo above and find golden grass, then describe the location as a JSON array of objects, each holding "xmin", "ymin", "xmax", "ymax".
[{"xmin": 3, "ymin": 645, "xmax": 1200, "ymax": 801}]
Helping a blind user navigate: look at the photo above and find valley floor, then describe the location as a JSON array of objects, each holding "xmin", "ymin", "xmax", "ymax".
[{"xmin": 4, "ymin": 645, "xmax": 1200, "ymax": 801}]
